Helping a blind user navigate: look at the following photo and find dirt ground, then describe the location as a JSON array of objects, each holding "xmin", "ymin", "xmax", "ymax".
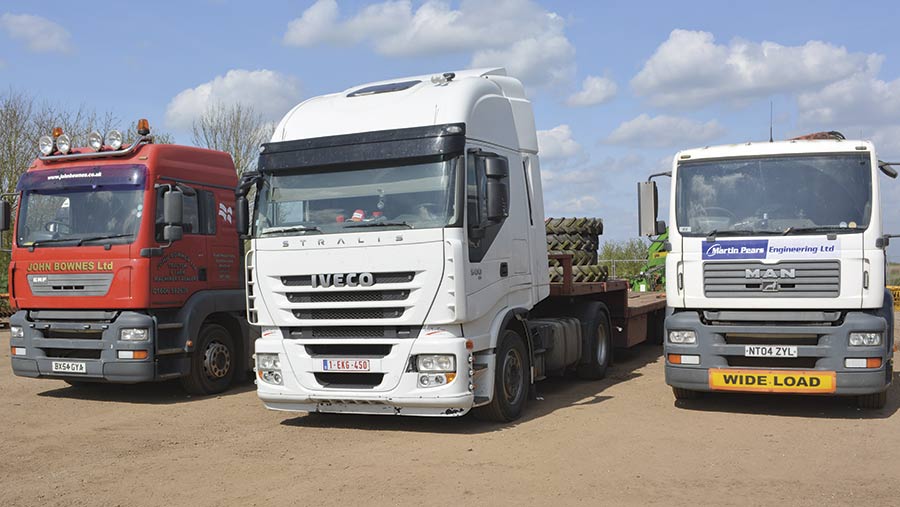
[{"xmin": 0, "ymin": 324, "xmax": 898, "ymax": 507}]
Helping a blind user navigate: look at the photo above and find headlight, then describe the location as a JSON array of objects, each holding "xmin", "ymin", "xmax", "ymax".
[
  {"xmin": 105, "ymin": 129, "xmax": 123, "ymax": 150},
  {"xmin": 257, "ymin": 353, "xmax": 281, "ymax": 370},
  {"xmin": 120, "ymin": 328, "xmax": 149, "ymax": 341},
  {"xmin": 56, "ymin": 134, "xmax": 71, "ymax": 154},
  {"xmin": 88, "ymin": 131, "xmax": 103, "ymax": 151},
  {"xmin": 10, "ymin": 326, "xmax": 24, "ymax": 339},
  {"xmin": 849, "ymin": 332, "xmax": 882, "ymax": 346},
  {"xmin": 668, "ymin": 330, "xmax": 697, "ymax": 344},
  {"xmin": 39, "ymin": 136, "xmax": 54, "ymax": 156},
  {"xmin": 416, "ymin": 354, "xmax": 456, "ymax": 372}
]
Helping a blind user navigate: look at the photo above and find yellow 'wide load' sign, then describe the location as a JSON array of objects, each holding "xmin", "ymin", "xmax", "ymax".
[{"xmin": 708, "ymin": 369, "xmax": 836, "ymax": 393}]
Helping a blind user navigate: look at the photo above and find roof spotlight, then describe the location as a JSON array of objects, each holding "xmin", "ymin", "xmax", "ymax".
[
  {"xmin": 39, "ymin": 135, "xmax": 54, "ymax": 156},
  {"xmin": 88, "ymin": 131, "xmax": 103, "ymax": 151},
  {"xmin": 105, "ymin": 129, "xmax": 123, "ymax": 150},
  {"xmin": 56, "ymin": 134, "xmax": 72, "ymax": 154}
]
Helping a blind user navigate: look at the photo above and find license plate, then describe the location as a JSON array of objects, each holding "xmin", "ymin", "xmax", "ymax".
[
  {"xmin": 709, "ymin": 369, "xmax": 836, "ymax": 393},
  {"xmin": 744, "ymin": 345, "xmax": 798, "ymax": 358},
  {"xmin": 321, "ymin": 359, "xmax": 370, "ymax": 372},
  {"xmin": 51, "ymin": 361, "xmax": 87, "ymax": 374}
]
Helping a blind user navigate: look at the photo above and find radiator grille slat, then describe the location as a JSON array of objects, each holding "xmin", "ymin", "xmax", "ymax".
[{"xmin": 703, "ymin": 260, "xmax": 840, "ymax": 298}]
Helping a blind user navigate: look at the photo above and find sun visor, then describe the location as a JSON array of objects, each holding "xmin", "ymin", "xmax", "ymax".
[{"xmin": 16, "ymin": 164, "xmax": 147, "ymax": 192}]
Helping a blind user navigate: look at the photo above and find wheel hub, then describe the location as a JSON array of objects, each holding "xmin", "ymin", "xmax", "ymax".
[
  {"xmin": 203, "ymin": 341, "xmax": 231, "ymax": 380},
  {"xmin": 502, "ymin": 348, "xmax": 523, "ymax": 404}
]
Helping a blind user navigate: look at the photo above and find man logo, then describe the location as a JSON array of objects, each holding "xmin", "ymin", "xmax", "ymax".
[
  {"xmin": 218, "ymin": 203, "xmax": 233, "ymax": 224},
  {"xmin": 745, "ymin": 268, "xmax": 796, "ymax": 279}
]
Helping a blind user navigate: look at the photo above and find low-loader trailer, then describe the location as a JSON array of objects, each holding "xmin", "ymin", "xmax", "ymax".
[{"xmin": 238, "ymin": 69, "xmax": 664, "ymax": 420}]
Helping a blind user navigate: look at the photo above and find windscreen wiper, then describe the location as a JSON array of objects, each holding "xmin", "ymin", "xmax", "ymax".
[
  {"xmin": 781, "ymin": 225, "xmax": 852, "ymax": 235},
  {"xmin": 76, "ymin": 233, "xmax": 135, "ymax": 246},
  {"xmin": 705, "ymin": 229, "xmax": 760, "ymax": 240},
  {"xmin": 344, "ymin": 221, "xmax": 413, "ymax": 229},
  {"xmin": 28, "ymin": 237, "xmax": 82, "ymax": 248},
  {"xmin": 260, "ymin": 225, "xmax": 323, "ymax": 235}
]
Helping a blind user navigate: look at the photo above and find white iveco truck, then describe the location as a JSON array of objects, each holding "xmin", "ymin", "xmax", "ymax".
[
  {"xmin": 236, "ymin": 68, "xmax": 664, "ymax": 421},
  {"xmin": 640, "ymin": 131, "xmax": 896, "ymax": 408}
]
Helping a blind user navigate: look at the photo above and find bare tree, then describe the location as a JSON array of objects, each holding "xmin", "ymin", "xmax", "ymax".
[{"xmin": 191, "ymin": 102, "xmax": 273, "ymax": 176}]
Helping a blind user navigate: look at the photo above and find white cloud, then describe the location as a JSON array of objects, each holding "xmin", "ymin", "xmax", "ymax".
[
  {"xmin": 0, "ymin": 13, "xmax": 71, "ymax": 53},
  {"xmin": 537, "ymin": 125, "xmax": 581, "ymax": 161},
  {"xmin": 605, "ymin": 114, "xmax": 725, "ymax": 148},
  {"xmin": 283, "ymin": 0, "xmax": 575, "ymax": 87},
  {"xmin": 165, "ymin": 69, "xmax": 302, "ymax": 132},
  {"xmin": 798, "ymin": 73, "xmax": 900, "ymax": 128},
  {"xmin": 566, "ymin": 76, "xmax": 617, "ymax": 107},
  {"xmin": 632, "ymin": 29, "xmax": 879, "ymax": 108}
]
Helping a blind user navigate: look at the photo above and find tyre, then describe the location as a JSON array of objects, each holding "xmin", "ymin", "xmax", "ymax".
[
  {"xmin": 180, "ymin": 323, "xmax": 236, "ymax": 395},
  {"xmin": 473, "ymin": 329, "xmax": 530, "ymax": 422},
  {"xmin": 545, "ymin": 217, "xmax": 603, "ymax": 236},
  {"xmin": 857, "ymin": 390, "xmax": 887, "ymax": 409},
  {"xmin": 547, "ymin": 250, "xmax": 596, "ymax": 267},
  {"xmin": 577, "ymin": 310, "xmax": 612, "ymax": 380},
  {"xmin": 672, "ymin": 387, "xmax": 702, "ymax": 400}
]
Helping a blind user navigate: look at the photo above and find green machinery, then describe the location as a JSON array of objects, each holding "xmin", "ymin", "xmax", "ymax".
[{"xmin": 631, "ymin": 229, "xmax": 668, "ymax": 292}]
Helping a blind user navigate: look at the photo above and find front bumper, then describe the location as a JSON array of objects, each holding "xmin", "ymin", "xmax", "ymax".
[
  {"xmin": 664, "ymin": 310, "xmax": 893, "ymax": 396},
  {"xmin": 255, "ymin": 336, "xmax": 475, "ymax": 417},
  {"xmin": 9, "ymin": 310, "xmax": 160, "ymax": 383}
]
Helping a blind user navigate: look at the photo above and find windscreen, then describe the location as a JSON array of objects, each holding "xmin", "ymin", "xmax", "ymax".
[
  {"xmin": 16, "ymin": 165, "xmax": 147, "ymax": 247},
  {"xmin": 253, "ymin": 159, "xmax": 459, "ymax": 237},
  {"xmin": 675, "ymin": 153, "xmax": 872, "ymax": 236}
]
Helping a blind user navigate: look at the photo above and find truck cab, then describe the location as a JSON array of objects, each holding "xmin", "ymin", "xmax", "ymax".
[
  {"xmin": 4, "ymin": 123, "xmax": 250, "ymax": 394},
  {"xmin": 640, "ymin": 133, "xmax": 895, "ymax": 408}
]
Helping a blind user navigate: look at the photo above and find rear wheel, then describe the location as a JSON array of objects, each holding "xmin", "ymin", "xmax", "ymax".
[
  {"xmin": 473, "ymin": 329, "xmax": 529, "ymax": 422},
  {"xmin": 857, "ymin": 390, "xmax": 887, "ymax": 409},
  {"xmin": 180, "ymin": 323, "xmax": 235, "ymax": 395},
  {"xmin": 577, "ymin": 311, "xmax": 612, "ymax": 380},
  {"xmin": 672, "ymin": 387, "xmax": 702, "ymax": 400}
]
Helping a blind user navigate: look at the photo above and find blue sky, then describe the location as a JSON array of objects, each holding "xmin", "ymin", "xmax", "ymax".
[{"xmin": 3, "ymin": 0, "xmax": 900, "ymax": 251}]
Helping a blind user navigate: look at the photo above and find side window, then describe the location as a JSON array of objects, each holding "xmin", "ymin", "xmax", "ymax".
[
  {"xmin": 466, "ymin": 150, "xmax": 508, "ymax": 263},
  {"xmin": 198, "ymin": 190, "xmax": 217, "ymax": 235},
  {"xmin": 466, "ymin": 153, "xmax": 487, "ymax": 229}
]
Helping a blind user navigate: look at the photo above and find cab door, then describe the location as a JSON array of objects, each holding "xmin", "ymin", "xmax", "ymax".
[{"xmin": 149, "ymin": 184, "xmax": 208, "ymax": 308}]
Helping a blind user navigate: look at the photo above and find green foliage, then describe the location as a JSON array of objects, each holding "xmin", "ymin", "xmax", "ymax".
[
  {"xmin": 596, "ymin": 238, "xmax": 649, "ymax": 279},
  {"xmin": 888, "ymin": 263, "xmax": 900, "ymax": 286}
]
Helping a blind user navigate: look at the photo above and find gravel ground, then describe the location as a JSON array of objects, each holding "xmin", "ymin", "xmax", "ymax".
[{"xmin": 0, "ymin": 323, "xmax": 897, "ymax": 507}]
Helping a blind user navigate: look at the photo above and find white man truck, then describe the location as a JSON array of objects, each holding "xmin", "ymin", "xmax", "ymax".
[
  {"xmin": 236, "ymin": 68, "xmax": 665, "ymax": 421},
  {"xmin": 639, "ymin": 131, "xmax": 896, "ymax": 409}
]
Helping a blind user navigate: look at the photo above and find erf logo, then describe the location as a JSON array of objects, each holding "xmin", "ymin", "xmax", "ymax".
[
  {"xmin": 218, "ymin": 203, "xmax": 233, "ymax": 224},
  {"xmin": 702, "ymin": 240, "xmax": 768, "ymax": 260},
  {"xmin": 312, "ymin": 273, "xmax": 375, "ymax": 288}
]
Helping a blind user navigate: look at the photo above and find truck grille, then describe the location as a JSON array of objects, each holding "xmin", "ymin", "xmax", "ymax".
[
  {"xmin": 704, "ymin": 261, "xmax": 840, "ymax": 298},
  {"xmin": 292, "ymin": 308, "xmax": 405, "ymax": 320},
  {"xmin": 286, "ymin": 290, "xmax": 409, "ymax": 303},
  {"xmin": 289, "ymin": 327, "xmax": 421, "ymax": 339},
  {"xmin": 27, "ymin": 273, "xmax": 114, "ymax": 297},
  {"xmin": 314, "ymin": 372, "xmax": 384, "ymax": 388},
  {"xmin": 282, "ymin": 271, "xmax": 416, "ymax": 286}
]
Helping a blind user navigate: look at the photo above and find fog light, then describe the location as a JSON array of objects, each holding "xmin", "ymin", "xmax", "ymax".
[
  {"xmin": 668, "ymin": 354, "xmax": 700, "ymax": 365},
  {"xmin": 10, "ymin": 325, "xmax": 23, "ymax": 339},
  {"xmin": 260, "ymin": 370, "xmax": 283, "ymax": 385},
  {"xmin": 11, "ymin": 346, "xmax": 26, "ymax": 356},
  {"xmin": 668, "ymin": 330, "xmax": 697, "ymax": 344},
  {"xmin": 417, "ymin": 373, "xmax": 456, "ymax": 388},
  {"xmin": 120, "ymin": 328, "xmax": 149, "ymax": 341},
  {"xmin": 846, "ymin": 358, "xmax": 882, "ymax": 369},
  {"xmin": 849, "ymin": 333, "xmax": 881, "ymax": 346}
]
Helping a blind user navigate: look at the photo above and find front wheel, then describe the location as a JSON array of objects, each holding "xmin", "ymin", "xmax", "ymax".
[
  {"xmin": 473, "ymin": 329, "xmax": 530, "ymax": 422},
  {"xmin": 672, "ymin": 387, "xmax": 702, "ymax": 400},
  {"xmin": 180, "ymin": 323, "xmax": 236, "ymax": 395}
]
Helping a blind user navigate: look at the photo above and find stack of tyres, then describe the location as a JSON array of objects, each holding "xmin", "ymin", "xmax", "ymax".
[{"xmin": 545, "ymin": 217, "xmax": 609, "ymax": 283}]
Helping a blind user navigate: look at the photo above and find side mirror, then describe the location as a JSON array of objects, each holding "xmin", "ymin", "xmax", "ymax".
[
  {"xmin": 0, "ymin": 200, "xmax": 9, "ymax": 232},
  {"xmin": 236, "ymin": 196, "xmax": 250, "ymax": 237},
  {"xmin": 163, "ymin": 188, "xmax": 184, "ymax": 226},
  {"xmin": 163, "ymin": 224, "xmax": 183, "ymax": 242},
  {"xmin": 638, "ymin": 181, "xmax": 660, "ymax": 236}
]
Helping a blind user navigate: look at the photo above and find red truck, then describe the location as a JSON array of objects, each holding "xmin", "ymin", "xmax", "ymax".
[{"xmin": 1, "ymin": 121, "xmax": 250, "ymax": 394}]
